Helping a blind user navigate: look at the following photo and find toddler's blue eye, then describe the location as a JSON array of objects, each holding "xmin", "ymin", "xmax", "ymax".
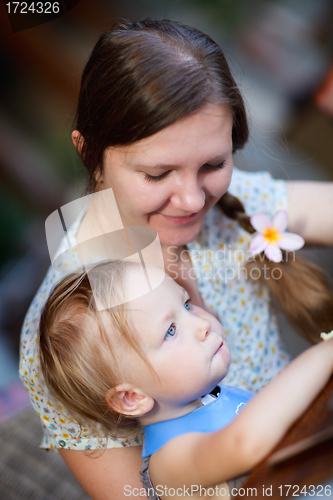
[
  {"xmin": 165, "ymin": 325, "xmax": 176, "ymax": 340},
  {"xmin": 184, "ymin": 301, "xmax": 191, "ymax": 311}
]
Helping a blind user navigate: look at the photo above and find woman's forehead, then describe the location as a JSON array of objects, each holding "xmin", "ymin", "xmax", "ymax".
[{"xmin": 104, "ymin": 103, "xmax": 232, "ymax": 163}]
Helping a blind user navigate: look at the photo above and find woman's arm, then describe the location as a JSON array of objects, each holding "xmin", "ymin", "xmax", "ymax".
[
  {"xmin": 151, "ymin": 338, "xmax": 333, "ymax": 493},
  {"xmin": 286, "ymin": 181, "xmax": 333, "ymax": 245},
  {"xmin": 59, "ymin": 446, "xmax": 145, "ymax": 500}
]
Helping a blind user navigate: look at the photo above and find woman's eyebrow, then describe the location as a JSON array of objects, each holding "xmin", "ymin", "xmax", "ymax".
[
  {"xmin": 134, "ymin": 155, "xmax": 229, "ymax": 171},
  {"xmin": 133, "ymin": 163, "xmax": 177, "ymax": 171}
]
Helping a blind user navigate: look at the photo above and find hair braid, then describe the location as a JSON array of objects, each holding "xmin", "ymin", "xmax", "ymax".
[{"xmin": 218, "ymin": 192, "xmax": 255, "ymax": 234}]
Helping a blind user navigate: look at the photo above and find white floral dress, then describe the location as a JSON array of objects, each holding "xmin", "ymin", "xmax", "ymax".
[{"xmin": 19, "ymin": 168, "xmax": 290, "ymax": 451}]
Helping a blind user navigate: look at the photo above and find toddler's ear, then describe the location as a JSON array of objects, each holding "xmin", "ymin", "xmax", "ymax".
[{"xmin": 106, "ymin": 384, "xmax": 154, "ymax": 417}]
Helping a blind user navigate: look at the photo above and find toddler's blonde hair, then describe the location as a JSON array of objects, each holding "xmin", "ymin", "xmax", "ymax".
[{"xmin": 39, "ymin": 260, "xmax": 149, "ymax": 438}]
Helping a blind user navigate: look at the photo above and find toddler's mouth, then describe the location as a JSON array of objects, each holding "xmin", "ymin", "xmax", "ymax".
[{"xmin": 214, "ymin": 340, "xmax": 224, "ymax": 355}]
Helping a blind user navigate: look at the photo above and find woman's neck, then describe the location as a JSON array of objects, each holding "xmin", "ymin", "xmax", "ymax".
[{"xmin": 76, "ymin": 190, "xmax": 124, "ymax": 244}]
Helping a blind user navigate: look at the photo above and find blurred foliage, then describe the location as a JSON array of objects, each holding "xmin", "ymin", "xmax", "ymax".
[
  {"xmin": 183, "ymin": 0, "xmax": 266, "ymax": 33},
  {"xmin": 0, "ymin": 185, "xmax": 33, "ymax": 269}
]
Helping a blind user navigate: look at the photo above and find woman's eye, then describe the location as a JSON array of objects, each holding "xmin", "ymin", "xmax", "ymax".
[
  {"xmin": 184, "ymin": 300, "xmax": 191, "ymax": 311},
  {"xmin": 144, "ymin": 162, "xmax": 225, "ymax": 182},
  {"xmin": 201, "ymin": 161, "xmax": 226, "ymax": 173},
  {"xmin": 144, "ymin": 171, "xmax": 170, "ymax": 183},
  {"xmin": 165, "ymin": 324, "xmax": 176, "ymax": 340}
]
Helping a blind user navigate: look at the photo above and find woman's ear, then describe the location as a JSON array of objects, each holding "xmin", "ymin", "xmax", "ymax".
[
  {"xmin": 105, "ymin": 383, "xmax": 154, "ymax": 417},
  {"xmin": 71, "ymin": 130, "xmax": 84, "ymax": 156},
  {"xmin": 94, "ymin": 169, "xmax": 103, "ymax": 185}
]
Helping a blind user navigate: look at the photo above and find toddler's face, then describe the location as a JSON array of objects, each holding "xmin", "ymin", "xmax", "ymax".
[{"xmin": 117, "ymin": 268, "xmax": 231, "ymax": 407}]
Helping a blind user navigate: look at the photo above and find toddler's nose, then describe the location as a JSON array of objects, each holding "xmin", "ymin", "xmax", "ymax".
[{"xmin": 196, "ymin": 317, "xmax": 211, "ymax": 341}]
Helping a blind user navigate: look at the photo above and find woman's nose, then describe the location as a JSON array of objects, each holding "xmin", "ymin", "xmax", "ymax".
[{"xmin": 170, "ymin": 177, "xmax": 205, "ymax": 213}]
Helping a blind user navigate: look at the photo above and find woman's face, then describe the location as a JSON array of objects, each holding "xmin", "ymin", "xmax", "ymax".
[{"xmin": 99, "ymin": 103, "xmax": 233, "ymax": 247}]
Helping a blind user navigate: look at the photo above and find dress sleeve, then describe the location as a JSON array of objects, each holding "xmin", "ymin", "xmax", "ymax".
[{"xmin": 228, "ymin": 167, "xmax": 288, "ymax": 219}]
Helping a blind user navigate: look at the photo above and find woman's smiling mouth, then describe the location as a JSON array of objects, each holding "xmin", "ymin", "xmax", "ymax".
[{"xmin": 160, "ymin": 213, "xmax": 198, "ymax": 224}]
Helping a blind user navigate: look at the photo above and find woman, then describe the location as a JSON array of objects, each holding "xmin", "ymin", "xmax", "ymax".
[{"xmin": 20, "ymin": 19, "xmax": 333, "ymax": 499}]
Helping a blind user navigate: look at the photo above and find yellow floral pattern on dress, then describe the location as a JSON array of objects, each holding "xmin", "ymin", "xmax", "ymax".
[{"xmin": 187, "ymin": 168, "xmax": 290, "ymax": 393}]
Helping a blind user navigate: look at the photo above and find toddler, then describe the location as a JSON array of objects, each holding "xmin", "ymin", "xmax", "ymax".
[{"xmin": 39, "ymin": 261, "xmax": 333, "ymax": 499}]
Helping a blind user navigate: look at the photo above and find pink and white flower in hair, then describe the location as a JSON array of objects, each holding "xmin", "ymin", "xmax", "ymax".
[{"xmin": 249, "ymin": 210, "xmax": 305, "ymax": 263}]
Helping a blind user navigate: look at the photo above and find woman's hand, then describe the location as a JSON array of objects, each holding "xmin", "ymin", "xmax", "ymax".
[
  {"xmin": 59, "ymin": 446, "xmax": 145, "ymax": 500},
  {"xmin": 286, "ymin": 181, "xmax": 333, "ymax": 245}
]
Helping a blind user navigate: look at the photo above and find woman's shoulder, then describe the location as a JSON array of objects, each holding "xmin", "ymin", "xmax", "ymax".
[{"xmin": 228, "ymin": 167, "xmax": 288, "ymax": 216}]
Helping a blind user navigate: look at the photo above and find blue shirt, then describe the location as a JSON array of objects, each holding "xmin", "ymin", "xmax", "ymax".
[{"xmin": 142, "ymin": 384, "xmax": 253, "ymax": 458}]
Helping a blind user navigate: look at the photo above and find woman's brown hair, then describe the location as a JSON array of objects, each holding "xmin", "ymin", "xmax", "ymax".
[{"xmin": 74, "ymin": 18, "xmax": 248, "ymax": 191}]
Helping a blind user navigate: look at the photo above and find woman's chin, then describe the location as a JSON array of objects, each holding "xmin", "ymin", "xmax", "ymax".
[
  {"xmin": 157, "ymin": 224, "xmax": 202, "ymax": 248},
  {"xmin": 151, "ymin": 214, "xmax": 206, "ymax": 248}
]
